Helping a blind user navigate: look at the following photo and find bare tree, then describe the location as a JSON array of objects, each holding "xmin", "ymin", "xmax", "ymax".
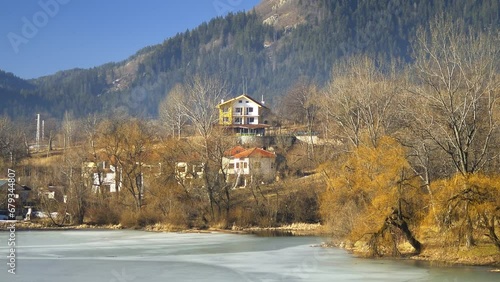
[
  {"xmin": 181, "ymin": 75, "xmax": 229, "ymax": 139},
  {"xmin": 175, "ymin": 75, "xmax": 230, "ymax": 222},
  {"xmin": 62, "ymin": 111, "xmax": 75, "ymax": 151},
  {"xmin": 97, "ymin": 118, "xmax": 155, "ymax": 210},
  {"xmin": 0, "ymin": 116, "xmax": 15, "ymax": 166},
  {"xmin": 0, "ymin": 116, "xmax": 26, "ymax": 168},
  {"xmin": 411, "ymin": 17, "xmax": 500, "ymax": 175},
  {"xmin": 60, "ymin": 148, "xmax": 90, "ymax": 224},
  {"xmin": 323, "ymin": 56, "xmax": 399, "ymax": 148},
  {"xmin": 159, "ymin": 84, "xmax": 189, "ymax": 139},
  {"xmin": 410, "ymin": 17, "xmax": 500, "ymax": 248},
  {"xmin": 283, "ymin": 79, "xmax": 320, "ymax": 162}
]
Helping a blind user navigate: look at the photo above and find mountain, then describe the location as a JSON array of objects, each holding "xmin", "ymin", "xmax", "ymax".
[
  {"xmin": 0, "ymin": 70, "xmax": 42, "ymax": 117},
  {"xmin": 1, "ymin": 0, "xmax": 499, "ymax": 119}
]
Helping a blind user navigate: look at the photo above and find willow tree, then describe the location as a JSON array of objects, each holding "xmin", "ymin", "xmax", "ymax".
[
  {"xmin": 320, "ymin": 137, "xmax": 423, "ymax": 256},
  {"xmin": 428, "ymin": 174, "xmax": 500, "ymax": 251}
]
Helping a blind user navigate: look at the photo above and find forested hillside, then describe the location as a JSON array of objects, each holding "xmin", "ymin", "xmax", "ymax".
[
  {"xmin": 0, "ymin": 70, "xmax": 41, "ymax": 117},
  {"xmin": 1, "ymin": 0, "xmax": 499, "ymax": 119}
]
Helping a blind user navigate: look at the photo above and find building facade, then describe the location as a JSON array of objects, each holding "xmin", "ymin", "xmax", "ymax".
[
  {"xmin": 222, "ymin": 147, "xmax": 276, "ymax": 187},
  {"xmin": 217, "ymin": 94, "xmax": 270, "ymax": 136},
  {"xmin": 83, "ymin": 161, "xmax": 122, "ymax": 193}
]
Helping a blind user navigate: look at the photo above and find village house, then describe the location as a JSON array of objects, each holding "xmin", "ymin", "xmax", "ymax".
[
  {"xmin": 0, "ymin": 181, "xmax": 33, "ymax": 219},
  {"xmin": 40, "ymin": 185, "xmax": 67, "ymax": 203},
  {"xmin": 83, "ymin": 161, "xmax": 122, "ymax": 193},
  {"xmin": 175, "ymin": 161, "xmax": 204, "ymax": 181},
  {"xmin": 83, "ymin": 159, "xmax": 161, "ymax": 195},
  {"xmin": 217, "ymin": 94, "xmax": 270, "ymax": 136},
  {"xmin": 222, "ymin": 146, "xmax": 277, "ymax": 187}
]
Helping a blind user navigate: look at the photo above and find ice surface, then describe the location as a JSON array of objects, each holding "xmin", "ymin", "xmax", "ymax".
[{"xmin": 0, "ymin": 230, "xmax": 496, "ymax": 281}]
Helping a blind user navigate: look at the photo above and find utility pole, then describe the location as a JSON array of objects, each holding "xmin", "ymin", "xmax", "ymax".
[
  {"xmin": 42, "ymin": 120, "xmax": 45, "ymax": 142},
  {"xmin": 36, "ymin": 114, "xmax": 40, "ymax": 151}
]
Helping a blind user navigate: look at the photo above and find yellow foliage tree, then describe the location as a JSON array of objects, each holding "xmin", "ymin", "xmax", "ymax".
[
  {"xmin": 428, "ymin": 173, "xmax": 500, "ymax": 250},
  {"xmin": 320, "ymin": 136, "xmax": 424, "ymax": 256}
]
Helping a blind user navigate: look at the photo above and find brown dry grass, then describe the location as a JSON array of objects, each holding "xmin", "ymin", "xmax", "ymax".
[{"xmin": 412, "ymin": 243, "xmax": 500, "ymax": 266}]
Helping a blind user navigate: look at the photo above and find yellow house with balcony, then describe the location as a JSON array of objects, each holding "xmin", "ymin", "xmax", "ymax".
[{"xmin": 217, "ymin": 94, "xmax": 270, "ymax": 135}]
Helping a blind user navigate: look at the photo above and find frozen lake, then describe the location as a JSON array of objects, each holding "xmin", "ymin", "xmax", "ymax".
[{"xmin": 0, "ymin": 230, "xmax": 497, "ymax": 281}]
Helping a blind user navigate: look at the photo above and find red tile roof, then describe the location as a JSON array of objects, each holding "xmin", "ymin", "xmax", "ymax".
[
  {"xmin": 232, "ymin": 147, "xmax": 275, "ymax": 159},
  {"xmin": 225, "ymin": 146, "xmax": 246, "ymax": 156}
]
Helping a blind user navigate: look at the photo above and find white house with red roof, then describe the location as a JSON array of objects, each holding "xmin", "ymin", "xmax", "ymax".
[{"xmin": 222, "ymin": 146, "xmax": 276, "ymax": 187}]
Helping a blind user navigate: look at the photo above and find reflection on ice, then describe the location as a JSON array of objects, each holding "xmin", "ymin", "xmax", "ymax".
[{"xmin": 0, "ymin": 230, "xmax": 496, "ymax": 281}]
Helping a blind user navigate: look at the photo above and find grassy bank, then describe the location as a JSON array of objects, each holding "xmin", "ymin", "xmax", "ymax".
[{"xmin": 328, "ymin": 237, "xmax": 500, "ymax": 267}]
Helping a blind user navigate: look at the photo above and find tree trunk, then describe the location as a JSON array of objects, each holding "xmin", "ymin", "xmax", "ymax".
[
  {"xmin": 464, "ymin": 201, "xmax": 475, "ymax": 248},
  {"xmin": 390, "ymin": 231, "xmax": 401, "ymax": 257},
  {"xmin": 368, "ymin": 233, "xmax": 381, "ymax": 257},
  {"xmin": 368, "ymin": 222, "xmax": 389, "ymax": 257},
  {"xmin": 395, "ymin": 219, "xmax": 422, "ymax": 254},
  {"xmin": 485, "ymin": 214, "xmax": 500, "ymax": 251},
  {"xmin": 225, "ymin": 186, "xmax": 230, "ymax": 224}
]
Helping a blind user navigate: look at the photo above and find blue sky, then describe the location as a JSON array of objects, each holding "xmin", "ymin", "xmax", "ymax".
[{"xmin": 1, "ymin": 0, "xmax": 260, "ymax": 79}]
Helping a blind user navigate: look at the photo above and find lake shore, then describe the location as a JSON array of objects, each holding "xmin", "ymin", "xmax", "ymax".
[
  {"xmin": 324, "ymin": 239, "xmax": 500, "ymax": 268},
  {"xmin": 2, "ymin": 220, "xmax": 499, "ymax": 268}
]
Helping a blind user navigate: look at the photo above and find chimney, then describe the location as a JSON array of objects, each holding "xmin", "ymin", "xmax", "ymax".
[{"xmin": 261, "ymin": 95, "xmax": 265, "ymax": 105}]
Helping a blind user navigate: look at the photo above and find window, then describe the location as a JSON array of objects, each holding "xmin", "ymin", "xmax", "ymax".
[
  {"xmin": 194, "ymin": 165, "xmax": 203, "ymax": 173},
  {"xmin": 245, "ymin": 101, "xmax": 249, "ymax": 103},
  {"xmin": 248, "ymin": 107, "xmax": 253, "ymax": 112},
  {"xmin": 223, "ymin": 107, "xmax": 229, "ymax": 113},
  {"xmin": 248, "ymin": 117, "xmax": 255, "ymax": 123},
  {"xmin": 177, "ymin": 165, "xmax": 186, "ymax": 173},
  {"xmin": 223, "ymin": 117, "xmax": 229, "ymax": 122},
  {"xmin": 235, "ymin": 117, "xmax": 241, "ymax": 124},
  {"xmin": 235, "ymin": 162, "xmax": 247, "ymax": 169},
  {"xmin": 238, "ymin": 100, "xmax": 242, "ymax": 103}
]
